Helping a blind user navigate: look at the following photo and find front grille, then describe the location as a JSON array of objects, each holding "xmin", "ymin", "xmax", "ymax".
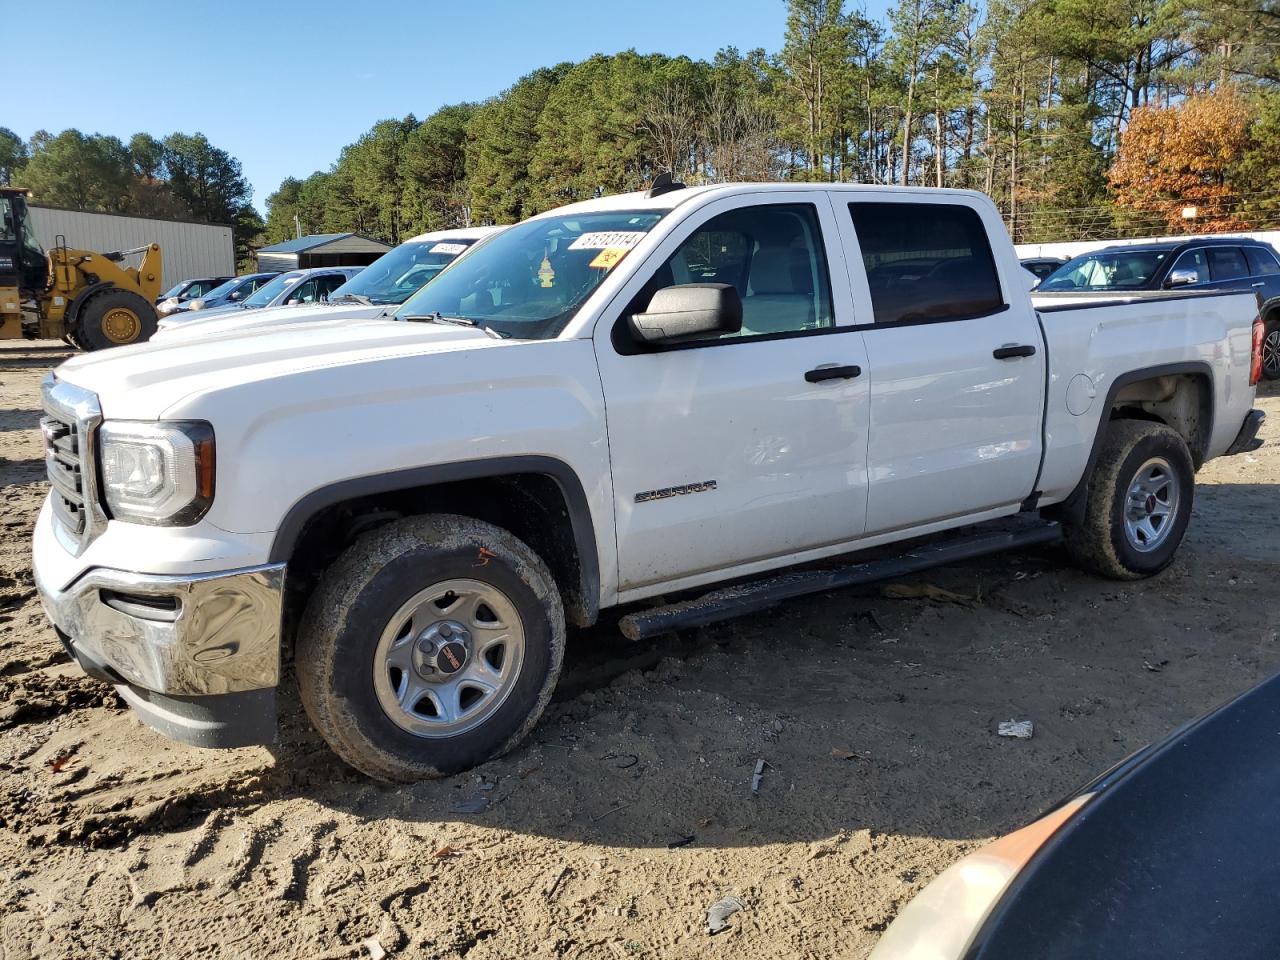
[
  {"xmin": 41, "ymin": 414, "xmax": 86, "ymax": 535},
  {"xmin": 40, "ymin": 375, "xmax": 103, "ymax": 553}
]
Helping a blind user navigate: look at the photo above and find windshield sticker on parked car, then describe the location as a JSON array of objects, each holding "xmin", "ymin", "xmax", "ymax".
[
  {"xmin": 589, "ymin": 248, "xmax": 629, "ymax": 270},
  {"xmin": 430, "ymin": 242, "xmax": 469, "ymax": 255},
  {"xmin": 568, "ymin": 231, "xmax": 647, "ymax": 251}
]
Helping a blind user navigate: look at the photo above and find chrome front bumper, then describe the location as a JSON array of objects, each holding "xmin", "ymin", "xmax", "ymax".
[{"xmin": 35, "ymin": 559, "xmax": 286, "ymax": 748}]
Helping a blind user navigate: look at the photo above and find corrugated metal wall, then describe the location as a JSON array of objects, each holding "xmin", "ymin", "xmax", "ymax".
[{"xmin": 27, "ymin": 206, "xmax": 236, "ymax": 291}]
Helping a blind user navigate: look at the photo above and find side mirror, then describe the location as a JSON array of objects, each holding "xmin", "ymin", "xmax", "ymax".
[
  {"xmin": 1165, "ymin": 268, "xmax": 1200, "ymax": 288},
  {"xmin": 629, "ymin": 283, "xmax": 743, "ymax": 344},
  {"xmin": 228, "ymin": 290, "xmax": 243, "ymax": 301},
  {"xmin": 286, "ymin": 298, "xmax": 300, "ymax": 306}
]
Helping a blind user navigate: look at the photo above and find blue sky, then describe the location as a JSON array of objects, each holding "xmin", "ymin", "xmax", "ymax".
[{"xmin": 10, "ymin": 0, "xmax": 857, "ymax": 214}]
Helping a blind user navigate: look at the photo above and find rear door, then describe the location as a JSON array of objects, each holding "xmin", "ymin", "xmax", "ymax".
[
  {"xmin": 838, "ymin": 198, "xmax": 1045, "ymax": 535},
  {"xmin": 595, "ymin": 193, "xmax": 871, "ymax": 592},
  {"xmin": 1244, "ymin": 246, "xmax": 1280, "ymax": 304}
]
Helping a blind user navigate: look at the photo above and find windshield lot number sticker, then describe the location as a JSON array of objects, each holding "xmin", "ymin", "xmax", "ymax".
[
  {"xmin": 590, "ymin": 248, "xmax": 629, "ymax": 270},
  {"xmin": 568, "ymin": 231, "xmax": 646, "ymax": 251},
  {"xmin": 430, "ymin": 242, "xmax": 468, "ymax": 255}
]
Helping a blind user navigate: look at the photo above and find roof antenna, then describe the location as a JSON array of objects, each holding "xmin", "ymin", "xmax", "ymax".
[{"xmin": 645, "ymin": 171, "xmax": 686, "ymax": 199}]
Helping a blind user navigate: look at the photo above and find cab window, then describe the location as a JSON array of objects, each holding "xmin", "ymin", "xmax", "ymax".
[
  {"xmin": 1245, "ymin": 247, "xmax": 1280, "ymax": 276},
  {"xmin": 1208, "ymin": 247, "xmax": 1248, "ymax": 281},
  {"xmin": 1171, "ymin": 248, "xmax": 1208, "ymax": 282},
  {"xmin": 633, "ymin": 203, "xmax": 834, "ymax": 341},
  {"xmin": 849, "ymin": 202, "xmax": 1004, "ymax": 324}
]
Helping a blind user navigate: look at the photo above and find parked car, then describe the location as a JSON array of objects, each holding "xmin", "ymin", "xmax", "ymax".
[
  {"xmin": 33, "ymin": 182, "xmax": 1264, "ymax": 782},
  {"xmin": 1018, "ymin": 256, "xmax": 1065, "ymax": 281},
  {"xmin": 155, "ymin": 276, "xmax": 231, "ymax": 309},
  {"xmin": 167, "ymin": 272, "xmax": 279, "ymax": 316},
  {"xmin": 1038, "ymin": 237, "xmax": 1280, "ymax": 380},
  {"xmin": 870, "ymin": 668, "xmax": 1280, "ymax": 960},
  {"xmin": 156, "ymin": 266, "xmax": 363, "ymax": 332},
  {"xmin": 151, "ymin": 227, "xmax": 501, "ymax": 340}
]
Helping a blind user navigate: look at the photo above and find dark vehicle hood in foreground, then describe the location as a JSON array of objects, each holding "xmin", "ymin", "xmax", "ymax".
[{"xmin": 969, "ymin": 670, "xmax": 1280, "ymax": 959}]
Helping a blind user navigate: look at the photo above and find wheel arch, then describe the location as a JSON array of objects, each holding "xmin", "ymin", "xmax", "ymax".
[
  {"xmin": 1049, "ymin": 361, "xmax": 1213, "ymax": 523},
  {"xmin": 269, "ymin": 456, "xmax": 601, "ymax": 633}
]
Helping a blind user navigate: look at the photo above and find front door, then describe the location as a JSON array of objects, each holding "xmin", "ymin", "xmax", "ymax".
[
  {"xmin": 595, "ymin": 196, "xmax": 871, "ymax": 593},
  {"xmin": 839, "ymin": 199, "xmax": 1046, "ymax": 534}
]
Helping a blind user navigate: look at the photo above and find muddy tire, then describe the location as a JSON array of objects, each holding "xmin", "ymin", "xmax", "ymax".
[
  {"xmin": 75, "ymin": 289, "xmax": 158, "ymax": 350},
  {"xmin": 295, "ymin": 514, "xmax": 565, "ymax": 782},
  {"xmin": 1064, "ymin": 420, "xmax": 1195, "ymax": 580}
]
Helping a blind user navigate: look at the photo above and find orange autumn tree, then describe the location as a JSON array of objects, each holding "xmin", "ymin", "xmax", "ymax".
[{"xmin": 1107, "ymin": 87, "xmax": 1253, "ymax": 233}]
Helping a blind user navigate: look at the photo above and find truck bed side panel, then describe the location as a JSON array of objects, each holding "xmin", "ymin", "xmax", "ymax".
[{"xmin": 1035, "ymin": 292, "xmax": 1257, "ymax": 505}]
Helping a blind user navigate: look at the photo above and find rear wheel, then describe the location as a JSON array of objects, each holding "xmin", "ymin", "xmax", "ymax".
[
  {"xmin": 295, "ymin": 514, "xmax": 565, "ymax": 782},
  {"xmin": 75, "ymin": 289, "xmax": 158, "ymax": 350},
  {"xmin": 1064, "ymin": 420, "xmax": 1195, "ymax": 580},
  {"xmin": 1263, "ymin": 321, "xmax": 1280, "ymax": 381}
]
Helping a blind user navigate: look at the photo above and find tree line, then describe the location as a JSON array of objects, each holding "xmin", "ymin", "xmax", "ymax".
[
  {"xmin": 10, "ymin": 0, "xmax": 1280, "ymax": 259},
  {"xmin": 0, "ymin": 128, "xmax": 262, "ymax": 265}
]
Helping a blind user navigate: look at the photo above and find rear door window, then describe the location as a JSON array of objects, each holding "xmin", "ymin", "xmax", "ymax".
[
  {"xmin": 1245, "ymin": 247, "xmax": 1280, "ymax": 276},
  {"xmin": 847, "ymin": 203, "xmax": 1004, "ymax": 324},
  {"xmin": 1207, "ymin": 247, "xmax": 1249, "ymax": 281}
]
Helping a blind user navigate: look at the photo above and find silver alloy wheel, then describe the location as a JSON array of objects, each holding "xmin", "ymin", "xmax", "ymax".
[
  {"xmin": 373, "ymin": 578, "xmax": 525, "ymax": 738},
  {"xmin": 1264, "ymin": 328, "xmax": 1280, "ymax": 379},
  {"xmin": 1122, "ymin": 457, "xmax": 1180, "ymax": 553}
]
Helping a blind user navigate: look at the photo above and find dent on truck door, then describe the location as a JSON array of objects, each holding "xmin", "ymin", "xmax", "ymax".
[
  {"xmin": 595, "ymin": 198, "xmax": 871, "ymax": 591},
  {"xmin": 845, "ymin": 201, "xmax": 1045, "ymax": 534}
]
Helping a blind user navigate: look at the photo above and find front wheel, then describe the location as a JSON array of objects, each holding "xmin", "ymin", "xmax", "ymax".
[
  {"xmin": 1064, "ymin": 420, "xmax": 1195, "ymax": 580},
  {"xmin": 296, "ymin": 514, "xmax": 566, "ymax": 782}
]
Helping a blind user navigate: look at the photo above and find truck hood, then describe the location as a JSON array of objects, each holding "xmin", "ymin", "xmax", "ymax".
[
  {"xmin": 153, "ymin": 301, "xmax": 392, "ymax": 340},
  {"xmin": 55, "ymin": 318, "xmax": 494, "ymax": 419}
]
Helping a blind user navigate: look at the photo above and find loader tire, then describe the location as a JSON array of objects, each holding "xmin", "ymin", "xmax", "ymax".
[
  {"xmin": 1064, "ymin": 420, "xmax": 1195, "ymax": 580},
  {"xmin": 75, "ymin": 289, "xmax": 158, "ymax": 350}
]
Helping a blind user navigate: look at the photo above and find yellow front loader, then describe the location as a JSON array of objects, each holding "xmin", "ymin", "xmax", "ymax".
[{"xmin": 0, "ymin": 187, "xmax": 162, "ymax": 350}]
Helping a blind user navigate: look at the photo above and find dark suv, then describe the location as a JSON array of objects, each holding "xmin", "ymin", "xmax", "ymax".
[{"xmin": 1038, "ymin": 237, "xmax": 1280, "ymax": 379}]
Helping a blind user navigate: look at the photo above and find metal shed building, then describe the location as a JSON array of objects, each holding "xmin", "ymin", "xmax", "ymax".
[
  {"xmin": 27, "ymin": 204, "xmax": 235, "ymax": 291},
  {"xmin": 255, "ymin": 233, "xmax": 391, "ymax": 273}
]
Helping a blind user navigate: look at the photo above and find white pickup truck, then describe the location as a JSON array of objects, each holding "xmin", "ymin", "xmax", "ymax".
[{"xmin": 33, "ymin": 182, "xmax": 1266, "ymax": 781}]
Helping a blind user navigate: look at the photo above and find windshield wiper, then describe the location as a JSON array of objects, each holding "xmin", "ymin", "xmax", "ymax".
[
  {"xmin": 329, "ymin": 293, "xmax": 373, "ymax": 305},
  {"xmin": 401, "ymin": 312, "xmax": 508, "ymax": 339}
]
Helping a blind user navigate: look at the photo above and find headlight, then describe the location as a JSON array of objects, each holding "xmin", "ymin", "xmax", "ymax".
[
  {"xmin": 868, "ymin": 794, "xmax": 1091, "ymax": 960},
  {"xmin": 98, "ymin": 421, "xmax": 215, "ymax": 525}
]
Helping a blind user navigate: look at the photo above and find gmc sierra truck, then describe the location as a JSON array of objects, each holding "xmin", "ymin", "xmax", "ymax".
[{"xmin": 33, "ymin": 182, "xmax": 1267, "ymax": 782}]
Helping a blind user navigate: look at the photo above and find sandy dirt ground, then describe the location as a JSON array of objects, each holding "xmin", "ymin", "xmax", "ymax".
[{"xmin": 1, "ymin": 339, "xmax": 1277, "ymax": 959}]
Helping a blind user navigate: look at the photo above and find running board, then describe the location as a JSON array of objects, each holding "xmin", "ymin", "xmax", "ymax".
[{"xmin": 618, "ymin": 521, "xmax": 1064, "ymax": 641}]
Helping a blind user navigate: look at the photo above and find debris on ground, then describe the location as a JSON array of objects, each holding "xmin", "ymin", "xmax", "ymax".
[
  {"xmin": 449, "ymin": 795, "xmax": 490, "ymax": 814},
  {"xmin": 882, "ymin": 583, "xmax": 976, "ymax": 604},
  {"xmin": 706, "ymin": 895, "xmax": 746, "ymax": 935},
  {"xmin": 1143, "ymin": 659, "xmax": 1169, "ymax": 672},
  {"xmin": 751, "ymin": 758, "xmax": 766, "ymax": 795},
  {"xmin": 831, "ymin": 747, "xmax": 872, "ymax": 761},
  {"xmin": 362, "ymin": 937, "xmax": 387, "ymax": 960},
  {"xmin": 46, "ymin": 744, "xmax": 80, "ymax": 773},
  {"xmin": 997, "ymin": 719, "xmax": 1035, "ymax": 739}
]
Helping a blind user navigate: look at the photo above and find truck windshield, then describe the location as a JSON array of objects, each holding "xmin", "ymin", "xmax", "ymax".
[
  {"xmin": 244, "ymin": 272, "xmax": 303, "ymax": 308},
  {"xmin": 329, "ymin": 238, "xmax": 478, "ymax": 306},
  {"xmin": 397, "ymin": 211, "xmax": 666, "ymax": 339},
  {"xmin": 1038, "ymin": 250, "xmax": 1170, "ymax": 291}
]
